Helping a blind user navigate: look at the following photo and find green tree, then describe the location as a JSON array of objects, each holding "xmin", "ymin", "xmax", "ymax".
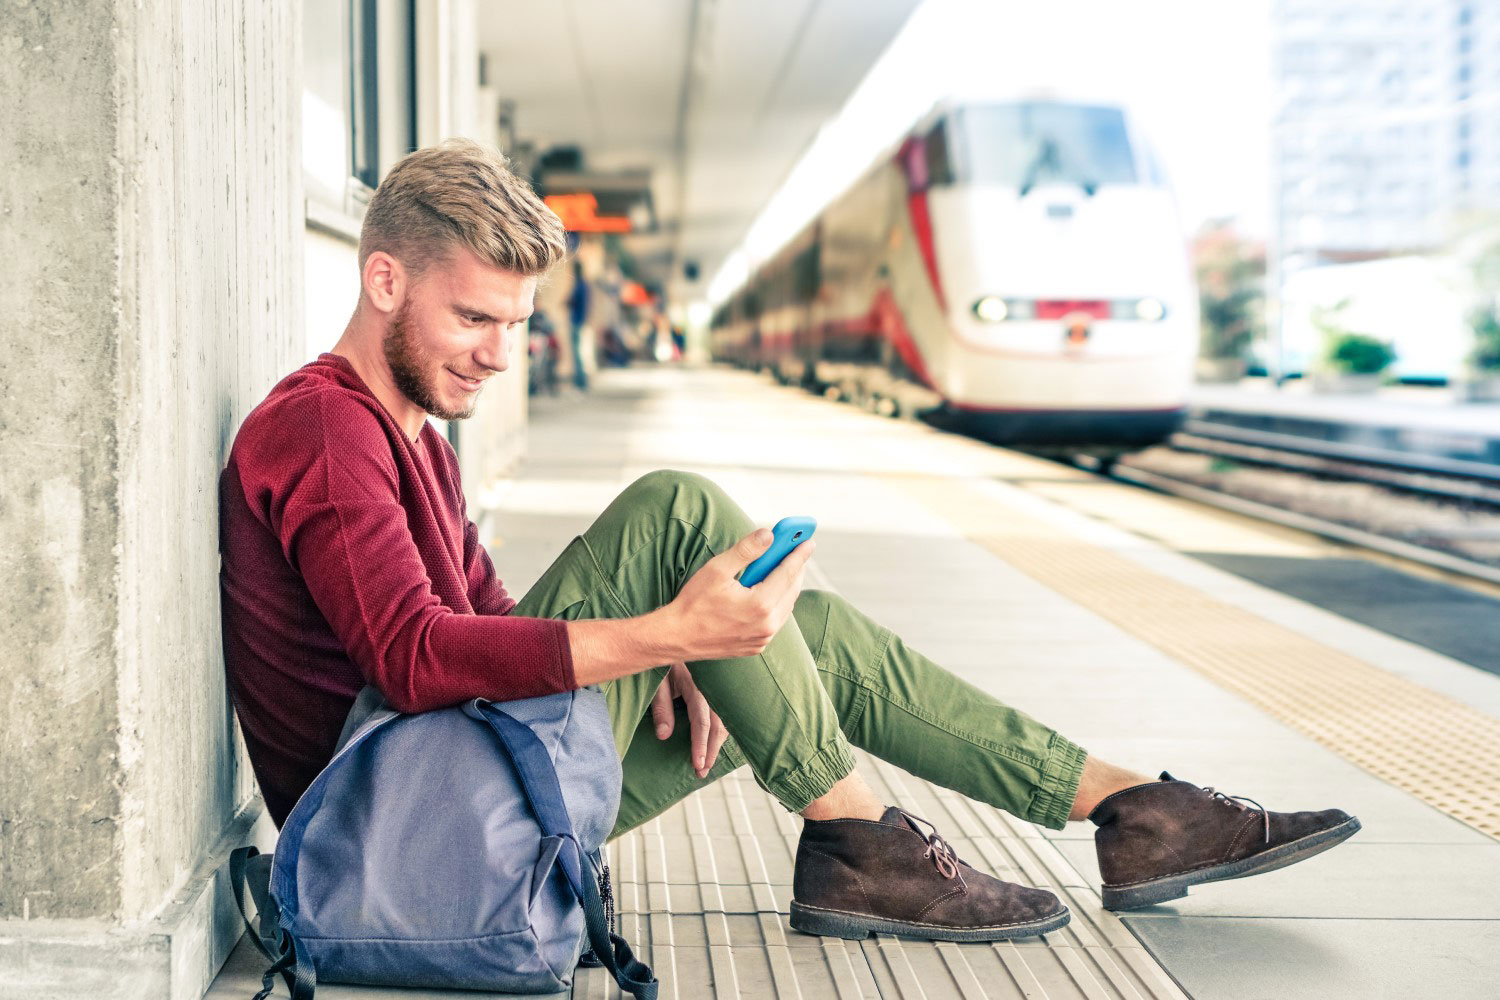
[
  {"xmin": 1466, "ymin": 234, "xmax": 1500, "ymax": 372},
  {"xmin": 1470, "ymin": 306, "xmax": 1500, "ymax": 371},
  {"xmin": 1192, "ymin": 221, "xmax": 1264, "ymax": 360}
]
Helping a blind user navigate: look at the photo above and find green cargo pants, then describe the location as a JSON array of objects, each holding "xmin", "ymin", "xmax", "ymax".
[{"xmin": 510, "ymin": 470, "xmax": 1088, "ymax": 840}]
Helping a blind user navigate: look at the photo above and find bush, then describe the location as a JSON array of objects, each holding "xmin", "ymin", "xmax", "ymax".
[
  {"xmin": 1470, "ymin": 307, "xmax": 1500, "ymax": 372},
  {"xmin": 1199, "ymin": 288, "xmax": 1256, "ymax": 359},
  {"xmin": 1311, "ymin": 299, "xmax": 1395, "ymax": 376},
  {"xmin": 1326, "ymin": 333, "xmax": 1396, "ymax": 375}
]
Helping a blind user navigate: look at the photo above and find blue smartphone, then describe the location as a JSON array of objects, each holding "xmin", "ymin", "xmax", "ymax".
[{"xmin": 740, "ymin": 516, "xmax": 817, "ymax": 587}]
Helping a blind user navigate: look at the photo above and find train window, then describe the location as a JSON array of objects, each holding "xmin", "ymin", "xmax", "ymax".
[
  {"xmin": 962, "ymin": 103, "xmax": 1138, "ymax": 192},
  {"xmin": 925, "ymin": 121, "xmax": 955, "ymax": 187}
]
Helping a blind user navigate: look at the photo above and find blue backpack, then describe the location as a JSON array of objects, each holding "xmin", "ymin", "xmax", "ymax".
[{"xmin": 230, "ymin": 687, "xmax": 657, "ymax": 999}]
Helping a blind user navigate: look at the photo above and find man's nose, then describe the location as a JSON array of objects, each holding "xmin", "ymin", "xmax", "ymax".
[{"xmin": 475, "ymin": 324, "xmax": 511, "ymax": 373}]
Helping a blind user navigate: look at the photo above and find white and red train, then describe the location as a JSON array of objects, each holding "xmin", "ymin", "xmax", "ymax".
[{"xmin": 710, "ymin": 99, "xmax": 1197, "ymax": 449}]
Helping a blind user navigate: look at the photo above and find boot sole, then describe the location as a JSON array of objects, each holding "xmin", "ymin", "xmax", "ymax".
[
  {"xmin": 1102, "ymin": 815, "xmax": 1362, "ymax": 910},
  {"xmin": 789, "ymin": 900, "xmax": 1071, "ymax": 942}
]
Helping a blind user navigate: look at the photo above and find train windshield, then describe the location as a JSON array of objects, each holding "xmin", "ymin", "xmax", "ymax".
[{"xmin": 962, "ymin": 103, "xmax": 1139, "ymax": 193}]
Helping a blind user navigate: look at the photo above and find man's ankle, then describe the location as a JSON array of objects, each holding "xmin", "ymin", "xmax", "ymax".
[
  {"xmin": 801, "ymin": 774, "xmax": 886, "ymax": 822},
  {"xmin": 1068, "ymin": 756, "xmax": 1155, "ymax": 822}
]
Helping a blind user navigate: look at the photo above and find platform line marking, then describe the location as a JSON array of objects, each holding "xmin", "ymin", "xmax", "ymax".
[{"xmin": 889, "ymin": 472, "xmax": 1500, "ymax": 842}]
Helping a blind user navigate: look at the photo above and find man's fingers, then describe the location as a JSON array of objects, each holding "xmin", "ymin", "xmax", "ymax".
[
  {"xmin": 775, "ymin": 561, "xmax": 809, "ymax": 620},
  {"xmin": 650, "ymin": 678, "xmax": 674, "ymax": 740},
  {"xmin": 763, "ymin": 537, "xmax": 815, "ymax": 591},
  {"xmin": 686, "ymin": 688, "xmax": 711, "ymax": 773},
  {"xmin": 703, "ymin": 715, "xmax": 729, "ymax": 777}
]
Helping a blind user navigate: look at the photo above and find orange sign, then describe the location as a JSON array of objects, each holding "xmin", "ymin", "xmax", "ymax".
[
  {"xmin": 544, "ymin": 192, "xmax": 632, "ymax": 233},
  {"xmin": 620, "ymin": 281, "xmax": 653, "ymax": 306}
]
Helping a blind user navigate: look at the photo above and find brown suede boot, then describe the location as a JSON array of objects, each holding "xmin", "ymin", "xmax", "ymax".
[
  {"xmin": 1090, "ymin": 772, "xmax": 1361, "ymax": 910},
  {"xmin": 789, "ymin": 806, "xmax": 1070, "ymax": 941}
]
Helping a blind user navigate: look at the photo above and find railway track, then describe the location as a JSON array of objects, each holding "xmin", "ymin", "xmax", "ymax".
[
  {"xmin": 1168, "ymin": 421, "xmax": 1500, "ymax": 506},
  {"xmin": 785, "ymin": 369, "xmax": 1500, "ymax": 590},
  {"xmin": 1094, "ymin": 423, "xmax": 1500, "ymax": 590}
]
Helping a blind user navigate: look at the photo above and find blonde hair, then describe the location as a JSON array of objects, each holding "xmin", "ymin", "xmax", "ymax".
[{"xmin": 358, "ymin": 138, "xmax": 568, "ymax": 278}]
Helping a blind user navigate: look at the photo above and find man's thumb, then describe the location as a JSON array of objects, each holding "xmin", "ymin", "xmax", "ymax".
[{"xmin": 735, "ymin": 528, "xmax": 774, "ymax": 566}]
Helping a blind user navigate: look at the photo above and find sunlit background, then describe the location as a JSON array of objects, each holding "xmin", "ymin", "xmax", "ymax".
[
  {"xmin": 708, "ymin": 0, "xmax": 1498, "ymax": 386},
  {"xmin": 296, "ymin": 0, "xmax": 1500, "ymax": 394}
]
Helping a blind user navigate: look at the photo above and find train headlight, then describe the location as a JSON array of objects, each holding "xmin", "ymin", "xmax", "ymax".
[
  {"xmin": 973, "ymin": 296, "xmax": 1009, "ymax": 323},
  {"xmin": 1134, "ymin": 297, "xmax": 1167, "ymax": 322}
]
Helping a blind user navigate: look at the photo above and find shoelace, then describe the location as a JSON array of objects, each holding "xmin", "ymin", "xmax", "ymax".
[
  {"xmin": 1203, "ymin": 787, "xmax": 1270, "ymax": 844},
  {"xmin": 898, "ymin": 810, "xmax": 969, "ymax": 889}
]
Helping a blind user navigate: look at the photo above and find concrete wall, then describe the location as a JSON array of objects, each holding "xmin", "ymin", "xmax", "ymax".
[
  {"xmin": 0, "ymin": 0, "xmax": 126, "ymax": 924},
  {"xmin": 455, "ymin": 332, "xmax": 531, "ymax": 515},
  {"xmin": 305, "ymin": 227, "xmax": 363, "ymax": 357},
  {"xmin": 1, "ymin": 0, "xmax": 533, "ymax": 992},
  {"xmin": 115, "ymin": 0, "xmax": 303, "ymax": 927},
  {"xmin": 1, "ymin": 0, "xmax": 301, "ymax": 993}
]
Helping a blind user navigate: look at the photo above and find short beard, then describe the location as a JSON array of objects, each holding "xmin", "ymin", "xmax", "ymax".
[{"xmin": 383, "ymin": 300, "xmax": 476, "ymax": 422}]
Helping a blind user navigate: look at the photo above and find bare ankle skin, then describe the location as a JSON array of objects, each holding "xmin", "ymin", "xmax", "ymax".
[
  {"xmin": 1068, "ymin": 756, "xmax": 1154, "ymax": 822},
  {"xmin": 796, "ymin": 757, "xmax": 1149, "ymax": 825},
  {"xmin": 801, "ymin": 772, "xmax": 886, "ymax": 822}
]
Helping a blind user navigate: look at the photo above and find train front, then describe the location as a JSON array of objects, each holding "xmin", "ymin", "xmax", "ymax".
[{"xmin": 917, "ymin": 101, "xmax": 1197, "ymax": 447}]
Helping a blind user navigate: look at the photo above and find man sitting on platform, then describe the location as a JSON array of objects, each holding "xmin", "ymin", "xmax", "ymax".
[{"xmin": 219, "ymin": 140, "xmax": 1359, "ymax": 942}]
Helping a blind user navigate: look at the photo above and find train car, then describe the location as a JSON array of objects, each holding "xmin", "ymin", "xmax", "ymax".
[{"xmin": 710, "ymin": 98, "xmax": 1198, "ymax": 449}]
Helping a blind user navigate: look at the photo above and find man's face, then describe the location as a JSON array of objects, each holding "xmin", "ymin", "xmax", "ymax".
[{"xmin": 382, "ymin": 248, "xmax": 536, "ymax": 421}]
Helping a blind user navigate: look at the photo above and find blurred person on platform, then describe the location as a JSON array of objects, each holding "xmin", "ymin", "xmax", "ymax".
[
  {"xmin": 527, "ymin": 309, "xmax": 560, "ymax": 396},
  {"xmin": 566, "ymin": 258, "xmax": 590, "ymax": 391}
]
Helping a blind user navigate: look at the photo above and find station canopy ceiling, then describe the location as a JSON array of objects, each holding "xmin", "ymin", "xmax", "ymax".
[{"xmin": 477, "ymin": 0, "xmax": 921, "ymax": 304}]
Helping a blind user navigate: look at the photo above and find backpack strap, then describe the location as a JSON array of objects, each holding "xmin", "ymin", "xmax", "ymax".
[
  {"xmin": 229, "ymin": 846, "xmax": 317, "ymax": 1000},
  {"xmin": 476, "ymin": 704, "xmax": 659, "ymax": 1000}
]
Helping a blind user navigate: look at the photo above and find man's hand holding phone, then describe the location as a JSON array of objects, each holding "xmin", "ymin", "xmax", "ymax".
[
  {"xmin": 659, "ymin": 519, "xmax": 816, "ymax": 662},
  {"xmin": 650, "ymin": 518, "xmax": 816, "ymax": 777}
]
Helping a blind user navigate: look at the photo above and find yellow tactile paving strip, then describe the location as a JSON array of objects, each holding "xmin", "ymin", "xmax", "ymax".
[{"xmin": 888, "ymin": 473, "xmax": 1500, "ymax": 842}]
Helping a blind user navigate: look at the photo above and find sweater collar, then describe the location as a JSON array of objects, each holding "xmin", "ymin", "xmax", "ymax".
[{"xmin": 313, "ymin": 352, "xmax": 429, "ymax": 447}]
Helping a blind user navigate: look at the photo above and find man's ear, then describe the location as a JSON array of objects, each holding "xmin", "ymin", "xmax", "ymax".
[{"xmin": 361, "ymin": 251, "xmax": 405, "ymax": 314}]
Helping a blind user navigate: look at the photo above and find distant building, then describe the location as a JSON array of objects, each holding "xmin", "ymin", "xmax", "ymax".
[{"xmin": 1271, "ymin": 0, "xmax": 1500, "ymax": 263}]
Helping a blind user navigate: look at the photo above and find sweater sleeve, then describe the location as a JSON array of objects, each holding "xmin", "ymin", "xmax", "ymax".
[
  {"xmin": 266, "ymin": 394, "xmax": 576, "ymax": 713},
  {"xmin": 446, "ymin": 449, "xmax": 517, "ymax": 618},
  {"xmin": 462, "ymin": 514, "xmax": 517, "ymax": 616}
]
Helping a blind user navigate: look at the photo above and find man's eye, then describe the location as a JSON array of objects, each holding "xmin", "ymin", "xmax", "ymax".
[{"xmin": 466, "ymin": 314, "xmax": 485, "ymax": 324}]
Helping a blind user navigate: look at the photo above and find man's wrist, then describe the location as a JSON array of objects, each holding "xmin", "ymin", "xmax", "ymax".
[
  {"xmin": 639, "ymin": 604, "xmax": 691, "ymax": 663},
  {"xmin": 568, "ymin": 606, "xmax": 692, "ymax": 687}
]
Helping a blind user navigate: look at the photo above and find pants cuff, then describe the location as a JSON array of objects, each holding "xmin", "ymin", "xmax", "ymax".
[
  {"xmin": 765, "ymin": 736, "xmax": 857, "ymax": 813},
  {"xmin": 1027, "ymin": 734, "xmax": 1089, "ymax": 830}
]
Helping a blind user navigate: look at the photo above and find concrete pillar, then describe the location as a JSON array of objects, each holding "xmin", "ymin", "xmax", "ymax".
[{"xmin": 0, "ymin": 0, "xmax": 301, "ymax": 996}]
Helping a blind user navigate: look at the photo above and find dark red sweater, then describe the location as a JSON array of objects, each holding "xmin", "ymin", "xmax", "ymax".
[{"xmin": 219, "ymin": 353, "xmax": 576, "ymax": 826}]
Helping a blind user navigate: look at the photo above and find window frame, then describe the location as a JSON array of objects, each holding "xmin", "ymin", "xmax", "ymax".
[{"xmin": 303, "ymin": 0, "xmax": 418, "ymax": 234}]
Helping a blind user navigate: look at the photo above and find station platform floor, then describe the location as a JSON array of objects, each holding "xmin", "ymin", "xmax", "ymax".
[
  {"xmin": 1188, "ymin": 380, "xmax": 1500, "ymax": 469},
  {"xmin": 209, "ymin": 366, "xmax": 1500, "ymax": 1000}
]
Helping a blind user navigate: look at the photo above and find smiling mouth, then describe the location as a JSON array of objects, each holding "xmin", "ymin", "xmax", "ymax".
[{"xmin": 449, "ymin": 369, "xmax": 487, "ymax": 390}]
